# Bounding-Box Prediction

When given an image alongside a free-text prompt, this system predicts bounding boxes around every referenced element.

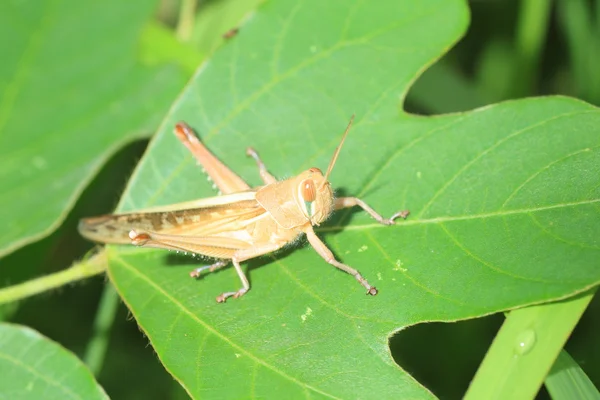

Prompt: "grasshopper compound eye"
[300,179,317,202]
[299,179,317,220]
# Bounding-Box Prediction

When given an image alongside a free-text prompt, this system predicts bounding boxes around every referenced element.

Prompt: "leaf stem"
[0,251,107,305]
[545,349,600,399]
[176,0,198,42]
[84,282,120,375]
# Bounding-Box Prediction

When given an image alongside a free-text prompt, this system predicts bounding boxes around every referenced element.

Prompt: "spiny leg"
[129,230,238,296]
[190,260,228,278]
[334,197,409,225]
[304,227,377,295]
[174,122,251,194]
[246,147,277,184]
[129,229,286,303]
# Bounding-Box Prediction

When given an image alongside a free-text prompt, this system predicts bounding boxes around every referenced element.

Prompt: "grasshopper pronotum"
[79,117,409,302]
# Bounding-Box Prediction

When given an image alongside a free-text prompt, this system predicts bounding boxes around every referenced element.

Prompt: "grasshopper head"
[295,115,356,226]
[295,167,334,225]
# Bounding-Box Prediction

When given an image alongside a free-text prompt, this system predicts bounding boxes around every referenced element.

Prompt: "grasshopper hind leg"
[129,230,284,303]
[174,122,251,194]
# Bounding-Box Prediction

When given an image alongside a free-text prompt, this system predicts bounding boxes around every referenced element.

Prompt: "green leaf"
[465,291,595,399]
[0,323,108,399]
[0,0,187,257]
[103,0,599,397]
[546,349,600,400]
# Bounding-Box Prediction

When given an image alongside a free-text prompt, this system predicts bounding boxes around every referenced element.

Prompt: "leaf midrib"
[318,197,600,233]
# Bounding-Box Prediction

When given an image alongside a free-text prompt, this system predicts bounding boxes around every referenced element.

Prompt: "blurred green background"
[2,0,599,398]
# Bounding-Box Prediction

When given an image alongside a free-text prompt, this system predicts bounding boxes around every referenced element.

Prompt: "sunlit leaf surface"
[106,0,600,397]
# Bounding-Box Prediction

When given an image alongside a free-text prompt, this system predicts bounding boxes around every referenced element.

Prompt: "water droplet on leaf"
[515,329,536,355]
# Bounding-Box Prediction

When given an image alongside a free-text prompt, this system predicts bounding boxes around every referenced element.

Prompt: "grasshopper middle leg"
[304,227,378,295]
[215,242,286,302]
[246,147,277,185]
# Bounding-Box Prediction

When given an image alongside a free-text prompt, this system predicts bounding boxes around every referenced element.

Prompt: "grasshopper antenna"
[322,115,354,186]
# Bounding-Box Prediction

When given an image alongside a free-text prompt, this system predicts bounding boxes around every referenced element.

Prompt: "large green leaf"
[0,0,186,257]
[0,323,108,399]
[104,0,600,397]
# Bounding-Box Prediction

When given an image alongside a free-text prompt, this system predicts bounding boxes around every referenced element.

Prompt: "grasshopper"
[79,116,409,302]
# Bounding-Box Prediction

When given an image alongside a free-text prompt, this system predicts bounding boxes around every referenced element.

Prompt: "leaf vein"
[113,253,341,399]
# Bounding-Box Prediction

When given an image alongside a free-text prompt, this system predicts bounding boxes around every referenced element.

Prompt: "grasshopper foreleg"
[334,197,409,225]
[304,227,378,295]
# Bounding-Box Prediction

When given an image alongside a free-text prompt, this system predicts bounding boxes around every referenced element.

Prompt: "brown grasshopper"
[79,116,409,302]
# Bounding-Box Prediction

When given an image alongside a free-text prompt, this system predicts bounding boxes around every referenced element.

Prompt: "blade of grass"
[464,289,596,400]
[513,0,552,96]
[556,0,600,103]
[176,0,198,42]
[545,349,600,400]
[84,283,120,376]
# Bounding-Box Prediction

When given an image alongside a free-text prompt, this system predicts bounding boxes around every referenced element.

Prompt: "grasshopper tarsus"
[353,272,378,295]
[380,209,411,225]
[216,294,229,303]
[334,197,410,226]
[392,210,410,221]
[216,288,248,303]
[216,294,228,303]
